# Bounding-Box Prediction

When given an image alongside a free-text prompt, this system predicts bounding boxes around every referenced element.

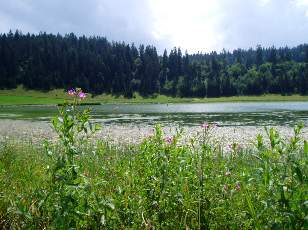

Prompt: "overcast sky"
[0,0,308,53]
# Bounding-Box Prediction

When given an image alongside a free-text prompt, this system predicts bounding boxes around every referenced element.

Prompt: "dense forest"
[1,30,308,97]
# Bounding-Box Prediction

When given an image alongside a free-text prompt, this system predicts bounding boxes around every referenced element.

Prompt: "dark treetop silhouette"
[1,30,308,97]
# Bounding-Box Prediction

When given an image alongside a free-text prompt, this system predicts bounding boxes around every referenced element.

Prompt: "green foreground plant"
[42,88,104,228]
[0,92,307,229]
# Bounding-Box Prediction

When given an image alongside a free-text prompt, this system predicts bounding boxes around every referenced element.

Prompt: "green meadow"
[0,96,307,229]
[0,125,307,229]
[1,86,308,105]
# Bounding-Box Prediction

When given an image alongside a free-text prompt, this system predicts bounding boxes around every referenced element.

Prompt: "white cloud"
[0,0,163,48]
[0,0,307,53]
[258,0,272,6]
[150,0,308,52]
[294,0,308,17]
[218,0,308,50]
[150,0,223,52]
[294,0,308,6]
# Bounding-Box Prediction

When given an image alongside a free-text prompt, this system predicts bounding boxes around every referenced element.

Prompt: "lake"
[1,101,308,127]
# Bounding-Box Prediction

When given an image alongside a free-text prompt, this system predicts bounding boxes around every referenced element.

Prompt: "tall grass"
[0,125,307,229]
[0,90,307,229]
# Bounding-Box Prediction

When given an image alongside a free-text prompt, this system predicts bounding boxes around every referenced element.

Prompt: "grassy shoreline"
[0,125,307,229]
[1,87,308,105]
[0,96,307,229]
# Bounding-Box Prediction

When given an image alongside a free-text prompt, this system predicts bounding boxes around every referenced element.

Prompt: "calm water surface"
[1,102,308,127]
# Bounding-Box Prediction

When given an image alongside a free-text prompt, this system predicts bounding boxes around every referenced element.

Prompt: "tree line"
[1,30,308,97]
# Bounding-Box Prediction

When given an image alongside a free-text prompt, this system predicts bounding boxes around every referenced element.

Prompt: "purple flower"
[227,144,233,151]
[68,88,76,96]
[78,91,86,99]
[201,122,209,129]
[164,136,173,144]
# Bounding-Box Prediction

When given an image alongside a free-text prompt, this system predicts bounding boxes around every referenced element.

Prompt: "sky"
[0,0,308,53]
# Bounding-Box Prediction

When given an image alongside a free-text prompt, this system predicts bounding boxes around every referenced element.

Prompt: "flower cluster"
[67,88,87,100]
[78,91,86,99]
[68,89,76,96]
[201,122,218,130]
[201,122,209,129]
[226,143,242,152]
[222,182,241,192]
[164,136,173,144]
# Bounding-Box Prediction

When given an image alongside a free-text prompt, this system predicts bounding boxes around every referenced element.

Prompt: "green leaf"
[95,123,101,131]
[244,188,261,230]
[304,140,308,155]
[293,165,303,183]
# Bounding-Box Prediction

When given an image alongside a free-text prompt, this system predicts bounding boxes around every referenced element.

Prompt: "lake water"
[1,102,308,127]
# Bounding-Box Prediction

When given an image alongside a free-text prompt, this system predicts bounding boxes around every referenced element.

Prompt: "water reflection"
[1,102,308,127]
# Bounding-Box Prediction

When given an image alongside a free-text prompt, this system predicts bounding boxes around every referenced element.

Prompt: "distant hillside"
[0,30,308,97]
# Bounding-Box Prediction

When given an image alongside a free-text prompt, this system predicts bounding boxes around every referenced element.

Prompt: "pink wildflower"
[201,122,209,129]
[78,91,86,99]
[227,144,232,151]
[164,136,173,144]
[68,88,76,96]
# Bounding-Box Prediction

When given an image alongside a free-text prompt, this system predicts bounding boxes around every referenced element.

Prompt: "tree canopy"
[1,30,308,97]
